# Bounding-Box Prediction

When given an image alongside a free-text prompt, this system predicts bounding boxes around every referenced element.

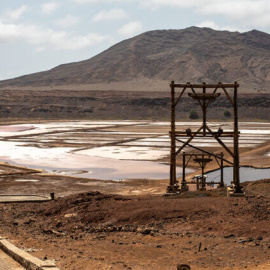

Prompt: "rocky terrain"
[0,27,269,93]
[0,179,269,269]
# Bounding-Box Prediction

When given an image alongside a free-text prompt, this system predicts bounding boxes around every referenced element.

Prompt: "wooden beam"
[175,138,233,165]
[175,126,203,156]
[175,87,187,106]
[170,83,239,88]
[205,125,234,158]
[173,131,237,137]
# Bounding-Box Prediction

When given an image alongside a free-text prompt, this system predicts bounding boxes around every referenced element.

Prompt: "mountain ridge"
[1,27,270,92]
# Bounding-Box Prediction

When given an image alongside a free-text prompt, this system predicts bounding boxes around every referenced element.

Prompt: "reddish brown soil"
[0,180,269,270]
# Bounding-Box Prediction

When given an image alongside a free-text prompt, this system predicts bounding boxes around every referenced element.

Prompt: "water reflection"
[206,166,270,185]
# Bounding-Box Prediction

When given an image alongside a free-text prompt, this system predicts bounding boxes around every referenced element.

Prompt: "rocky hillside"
[0,89,269,120]
[0,27,270,92]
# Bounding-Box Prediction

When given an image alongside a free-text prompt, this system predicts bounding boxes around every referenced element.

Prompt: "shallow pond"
[206,166,270,186]
[0,140,191,181]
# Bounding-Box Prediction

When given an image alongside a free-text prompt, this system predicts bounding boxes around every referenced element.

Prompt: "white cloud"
[0,21,112,51]
[41,2,59,15]
[73,0,133,3]
[142,0,267,10]
[118,21,143,37]
[92,9,127,22]
[35,47,46,53]
[143,0,270,28]
[51,33,111,50]
[2,5,28,21]
[55,15,80,28]
[198,0,270,19]
[196,20,241,32]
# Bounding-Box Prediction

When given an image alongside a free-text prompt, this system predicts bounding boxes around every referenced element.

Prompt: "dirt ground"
[0,181,269,270]
[0,120,269,269]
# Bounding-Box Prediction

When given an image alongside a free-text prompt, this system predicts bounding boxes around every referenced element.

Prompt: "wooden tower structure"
[168,82,241,193]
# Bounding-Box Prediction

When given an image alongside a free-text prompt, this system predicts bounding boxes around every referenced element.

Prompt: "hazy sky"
[1,0,270,80]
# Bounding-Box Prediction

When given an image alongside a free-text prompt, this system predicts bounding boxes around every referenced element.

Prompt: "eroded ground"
[0,183,269,270]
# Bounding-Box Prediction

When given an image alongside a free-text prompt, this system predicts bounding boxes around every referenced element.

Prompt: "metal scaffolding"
[167,81,241,193]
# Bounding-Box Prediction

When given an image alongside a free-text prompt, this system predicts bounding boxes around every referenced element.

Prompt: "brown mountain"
[0,27,270,92]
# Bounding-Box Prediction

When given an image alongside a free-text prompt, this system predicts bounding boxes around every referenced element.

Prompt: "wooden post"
[181,152,186,189]
[201,155,205,190]
[169,81,177,191]
[233,82,241,192]
[220,152,224,187]
[203,82,207,136]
